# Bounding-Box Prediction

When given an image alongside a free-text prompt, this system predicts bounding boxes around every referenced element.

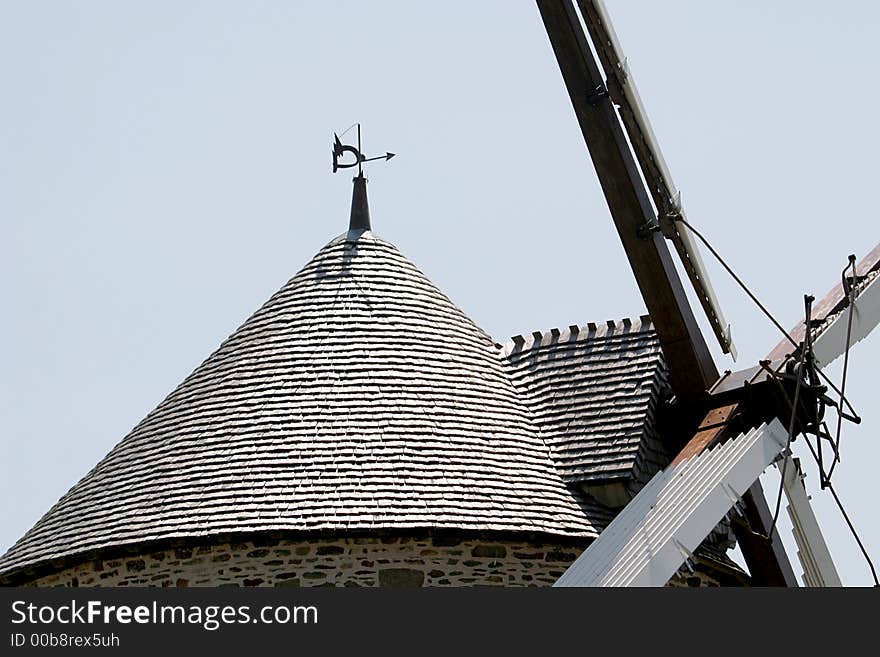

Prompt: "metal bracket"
[586,84,609,106]
[637,220,660,240]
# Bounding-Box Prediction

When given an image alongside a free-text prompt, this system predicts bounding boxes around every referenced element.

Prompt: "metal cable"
[677,218,798,350]
[676,218,860,422]
[767,298,811,541]
[761,360,877,585]
[826,256,858,482]
[672,220,875,581]
[802,295,826,479]
[800,436,879,586]
[817,420,840,488]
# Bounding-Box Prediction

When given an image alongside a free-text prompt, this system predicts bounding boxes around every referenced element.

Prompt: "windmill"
[1,2,875,591]
[537,0,880,586]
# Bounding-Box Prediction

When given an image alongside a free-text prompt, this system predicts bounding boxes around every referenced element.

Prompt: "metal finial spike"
[349,173,370,232]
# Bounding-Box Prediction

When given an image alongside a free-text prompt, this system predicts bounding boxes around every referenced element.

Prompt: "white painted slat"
[587,426,756,586]
[554,419,789,587]
[780,455,841,587]
[812,270,880,367]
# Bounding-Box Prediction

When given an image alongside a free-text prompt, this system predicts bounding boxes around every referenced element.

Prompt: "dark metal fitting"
[586,84,609,106]
[637,221,660,239]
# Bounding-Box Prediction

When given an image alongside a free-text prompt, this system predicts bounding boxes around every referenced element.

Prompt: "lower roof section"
[501,317,669,485]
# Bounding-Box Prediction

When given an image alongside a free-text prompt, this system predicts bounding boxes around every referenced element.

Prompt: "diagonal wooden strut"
[537,0,797,585]
[536,0,717,399]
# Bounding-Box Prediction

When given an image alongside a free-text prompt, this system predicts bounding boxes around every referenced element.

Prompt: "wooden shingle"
[2,230,628,578]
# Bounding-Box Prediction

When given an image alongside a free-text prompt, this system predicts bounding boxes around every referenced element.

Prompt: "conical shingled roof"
[0,229,608,578]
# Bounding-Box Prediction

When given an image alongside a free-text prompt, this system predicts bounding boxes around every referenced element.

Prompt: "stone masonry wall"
[28,536,583,588]
[26,535,727,587]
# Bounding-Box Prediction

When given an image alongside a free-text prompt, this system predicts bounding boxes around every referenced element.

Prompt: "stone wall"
[25,535,731,588]
[667,570,723,588]
[28,536,583,588]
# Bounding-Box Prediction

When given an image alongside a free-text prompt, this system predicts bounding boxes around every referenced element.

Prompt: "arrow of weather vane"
[332,124,395,175]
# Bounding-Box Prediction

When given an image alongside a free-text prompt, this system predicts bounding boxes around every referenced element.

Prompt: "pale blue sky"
[2,1,878,585]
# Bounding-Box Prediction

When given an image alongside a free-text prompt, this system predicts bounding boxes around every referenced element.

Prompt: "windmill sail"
[537,0,718,398]
[766,243,880,366]
[555,420,789,587]
[576,0,736,359]
[537,0,794,584]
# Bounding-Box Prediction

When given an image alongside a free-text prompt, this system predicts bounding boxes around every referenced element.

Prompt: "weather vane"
[332,123,395,176]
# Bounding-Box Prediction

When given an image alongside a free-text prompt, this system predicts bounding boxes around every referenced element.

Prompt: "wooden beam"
[671,403,739,466]
[536,0,717,399]
[537,0,797,585]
